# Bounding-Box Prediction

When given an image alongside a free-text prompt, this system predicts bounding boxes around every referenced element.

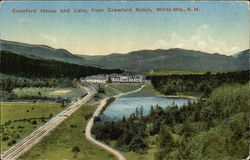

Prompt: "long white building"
[111,75,143,83]
[81,74,145,84]
[84,75,108,83]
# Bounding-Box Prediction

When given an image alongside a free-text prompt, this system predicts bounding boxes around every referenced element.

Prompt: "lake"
[103,96,197,118]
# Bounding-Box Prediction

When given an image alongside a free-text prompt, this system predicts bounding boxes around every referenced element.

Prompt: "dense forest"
[92,71,249,159]
[0,76,74,91]
[0,50,123,78]
[151,71,249,97]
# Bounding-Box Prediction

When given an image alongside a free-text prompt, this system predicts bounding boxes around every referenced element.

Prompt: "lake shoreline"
[103,96,198,118]
[158,94,204,100]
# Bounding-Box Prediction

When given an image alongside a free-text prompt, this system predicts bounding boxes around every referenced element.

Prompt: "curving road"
[1,83,96,160]
[85,84,146,160]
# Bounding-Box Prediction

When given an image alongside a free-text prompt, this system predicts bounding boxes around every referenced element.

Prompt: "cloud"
[152,24,242,55]
[230,46,241,53]
[39,34,57,44]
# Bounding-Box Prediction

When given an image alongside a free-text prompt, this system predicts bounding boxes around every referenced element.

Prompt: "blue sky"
[0,1,249,55]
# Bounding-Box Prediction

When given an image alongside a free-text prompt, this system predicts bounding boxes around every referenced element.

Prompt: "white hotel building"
[84,75,108,83]
[111,75,143,83]
[81,74,145,84]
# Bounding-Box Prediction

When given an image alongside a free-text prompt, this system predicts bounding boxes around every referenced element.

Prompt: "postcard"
[0,1,249,160]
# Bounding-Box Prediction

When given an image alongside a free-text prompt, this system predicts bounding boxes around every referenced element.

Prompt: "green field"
[12,87,85,101]
[108,140,156,160]
[123,145,156,160]
[95,84,142,99]
[145,70,206,76]
[106,140,156,160]
[0,103,64,152]
[99,84,119,98]
[106,84,141,93]
[124,84,159,97]
[21,104,116,160]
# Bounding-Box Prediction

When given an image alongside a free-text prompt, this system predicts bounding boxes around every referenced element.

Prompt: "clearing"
[0,103,64,152]
[12,87,85,101]
[49,89,72,95]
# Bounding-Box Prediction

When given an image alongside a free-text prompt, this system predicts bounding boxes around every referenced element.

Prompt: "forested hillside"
[92,71,249,160]
[0,50,123,78]
[82,48,249,72]
[152,84,249,160]
[151,71,249,97]
[0,39,87,65]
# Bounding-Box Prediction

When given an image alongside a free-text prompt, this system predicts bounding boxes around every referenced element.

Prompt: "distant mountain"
[1,39,248,72]
[233,49,249,70]
[232,49,249,57]
[81,48,249,72]
[0,39,86,65]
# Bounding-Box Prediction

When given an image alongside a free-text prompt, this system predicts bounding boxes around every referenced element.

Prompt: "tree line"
[151,71,249,97]
[0,77,73,93]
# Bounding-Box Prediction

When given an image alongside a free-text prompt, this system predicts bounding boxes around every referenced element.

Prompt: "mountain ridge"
[81,48,249,72]
[1,39,249,72]
[0,39,87,65]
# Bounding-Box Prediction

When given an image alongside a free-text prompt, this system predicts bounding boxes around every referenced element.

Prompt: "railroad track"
[1,84,96,160]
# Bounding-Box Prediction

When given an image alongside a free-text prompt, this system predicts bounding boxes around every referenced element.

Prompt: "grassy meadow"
[21,104,116,160]
[95,83,142,99]
[99,84,119,98]
[106,84,141,93]
[124,84,159,97]
[0,103,64,152]
[12,87,85,101]
[123,145,156,160]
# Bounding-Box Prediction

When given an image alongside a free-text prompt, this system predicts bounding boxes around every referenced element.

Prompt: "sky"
[0,1,249,55]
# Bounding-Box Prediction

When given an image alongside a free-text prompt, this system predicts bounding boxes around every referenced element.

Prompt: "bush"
[8,139,16,146]
[72,146,80,152]
[84,113,92,120]
[70,125,77,128]
[2,136,9,141]
[129,135,148,154]
[72,146,80,158]
[32,120,37,125]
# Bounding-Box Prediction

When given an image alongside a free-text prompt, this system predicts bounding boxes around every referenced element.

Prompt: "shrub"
[2,136,9,141]
[7,139,16,146]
